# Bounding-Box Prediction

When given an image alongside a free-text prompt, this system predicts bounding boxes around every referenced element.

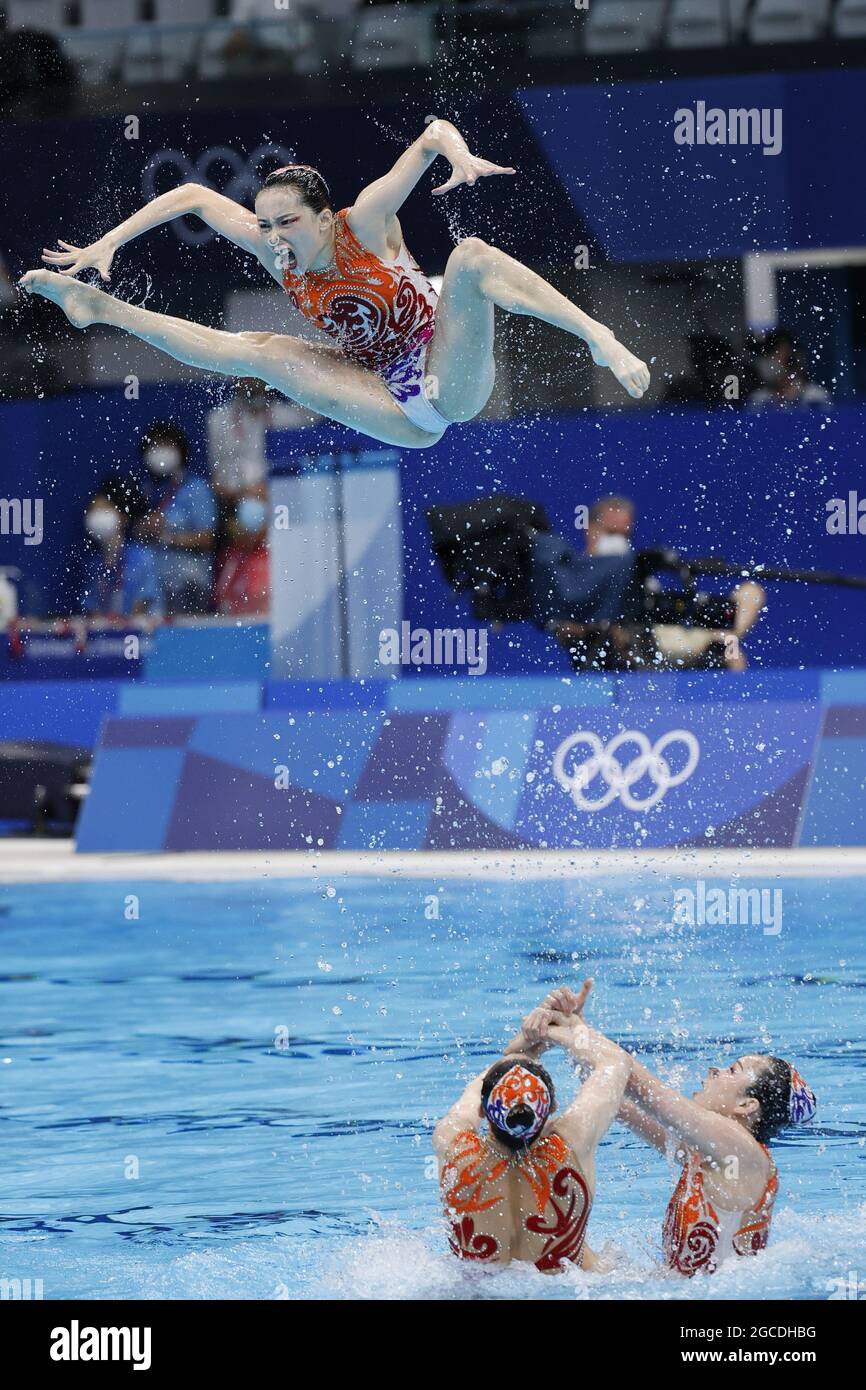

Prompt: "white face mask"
[144,445,182,476]
[85,507,121,542]
[594,532,631,557]
[236,497,268,533]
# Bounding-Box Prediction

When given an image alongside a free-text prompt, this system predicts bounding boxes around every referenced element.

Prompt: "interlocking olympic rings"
[552,729,701,812]
[141,142,296,244]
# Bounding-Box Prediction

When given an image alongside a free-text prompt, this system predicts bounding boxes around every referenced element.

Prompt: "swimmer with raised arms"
[434,982,629,1273]
[540,983,817,1276]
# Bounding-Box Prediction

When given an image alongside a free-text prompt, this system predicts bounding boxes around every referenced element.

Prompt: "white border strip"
[1,841,865,883]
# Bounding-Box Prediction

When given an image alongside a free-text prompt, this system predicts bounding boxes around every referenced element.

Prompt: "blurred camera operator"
[552,496,766,672]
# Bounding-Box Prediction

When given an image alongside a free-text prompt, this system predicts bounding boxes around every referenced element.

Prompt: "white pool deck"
[1,840,866,883]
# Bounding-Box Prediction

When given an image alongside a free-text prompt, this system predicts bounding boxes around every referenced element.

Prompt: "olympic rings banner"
[77,681,866,852]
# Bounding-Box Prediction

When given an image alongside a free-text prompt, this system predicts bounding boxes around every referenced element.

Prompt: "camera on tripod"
[426,494,866,672]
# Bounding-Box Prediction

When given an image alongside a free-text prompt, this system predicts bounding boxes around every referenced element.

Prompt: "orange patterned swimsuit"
[281,208,450,436]
[663,1147,779,1276]
[440,1129,591,1272]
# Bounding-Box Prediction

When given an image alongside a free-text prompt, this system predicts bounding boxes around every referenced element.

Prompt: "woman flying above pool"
[19,119,650,450]
[537,983,818,1277]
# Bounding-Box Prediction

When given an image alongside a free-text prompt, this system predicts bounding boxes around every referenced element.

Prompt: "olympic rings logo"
[552,729,701,812]
[141,143,296,244]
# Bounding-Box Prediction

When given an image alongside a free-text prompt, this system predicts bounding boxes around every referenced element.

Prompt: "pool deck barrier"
[1,840,866,884]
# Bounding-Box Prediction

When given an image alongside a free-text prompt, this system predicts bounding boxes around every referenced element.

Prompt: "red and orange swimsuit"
[663,1147,779,1276]
[441,1129,591,1272]
[281,207,449,436]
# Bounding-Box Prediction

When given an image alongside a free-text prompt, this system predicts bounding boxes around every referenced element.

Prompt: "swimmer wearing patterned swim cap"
[538,984,818,1278]
[481,1058,554,1150]
[433,981,631,1275]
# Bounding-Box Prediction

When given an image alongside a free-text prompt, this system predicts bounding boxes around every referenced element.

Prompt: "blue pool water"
[0,873,863,1301]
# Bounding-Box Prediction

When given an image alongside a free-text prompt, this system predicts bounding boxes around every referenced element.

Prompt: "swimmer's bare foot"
[589,328,651,400]
[17,270,102,329]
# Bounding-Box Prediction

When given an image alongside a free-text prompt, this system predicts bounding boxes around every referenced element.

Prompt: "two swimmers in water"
[435,980,817,1277]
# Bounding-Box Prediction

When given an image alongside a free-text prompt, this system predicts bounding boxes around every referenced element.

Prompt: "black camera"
[426,495,866,672]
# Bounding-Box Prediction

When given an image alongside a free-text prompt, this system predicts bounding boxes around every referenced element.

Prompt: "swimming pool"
[0,872,863,1301]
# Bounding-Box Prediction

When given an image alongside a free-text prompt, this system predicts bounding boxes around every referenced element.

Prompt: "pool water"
[0,873,863,1301]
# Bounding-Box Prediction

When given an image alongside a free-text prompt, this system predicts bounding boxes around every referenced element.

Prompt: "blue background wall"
[2,394,866,671]
[517,69,866,262]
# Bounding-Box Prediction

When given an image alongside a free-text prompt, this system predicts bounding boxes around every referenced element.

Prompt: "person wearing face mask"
[80,492,162,618]
[214,491,270,617]
[136,422,218,616]
[746,329,831,411]
[550,495,642,669]
[555,496,765,673]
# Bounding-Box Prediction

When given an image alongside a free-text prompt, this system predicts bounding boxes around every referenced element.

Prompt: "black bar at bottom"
[7,1296,857,1375]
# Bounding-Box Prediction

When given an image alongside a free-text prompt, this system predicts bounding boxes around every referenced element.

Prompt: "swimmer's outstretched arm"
[40,185,269,284]
[615,1098,673,1155]
[349,119,515,249]
[531,1014,631,1157]
[544,990,763,1175]
[547,985,764,1159]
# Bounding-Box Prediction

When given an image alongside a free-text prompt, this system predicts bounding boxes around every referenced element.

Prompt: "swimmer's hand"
[521,1007,595,1061]
[431,152,516,196]
[540,980,594,1018]
[520,1007,558,1051]
[40,236,116,283]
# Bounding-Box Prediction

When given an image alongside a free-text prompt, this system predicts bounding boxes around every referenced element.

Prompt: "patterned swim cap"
[483,1063,551,1142]
[788,1067,817,1125]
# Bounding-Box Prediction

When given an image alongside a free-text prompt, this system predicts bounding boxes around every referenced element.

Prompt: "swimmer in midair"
[19,120,650,451]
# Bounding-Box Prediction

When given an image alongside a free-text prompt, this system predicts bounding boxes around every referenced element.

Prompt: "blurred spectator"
[93,470,150,529]
[79,494,163,619]
[0,252,15,313]
[134,422,217,616]
[0,28,77,118]
[207,377,317,508]
[746,330,831,410]
[214,493,270,617]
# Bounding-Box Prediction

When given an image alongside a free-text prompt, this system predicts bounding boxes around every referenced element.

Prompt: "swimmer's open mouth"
[275,247,297,270]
